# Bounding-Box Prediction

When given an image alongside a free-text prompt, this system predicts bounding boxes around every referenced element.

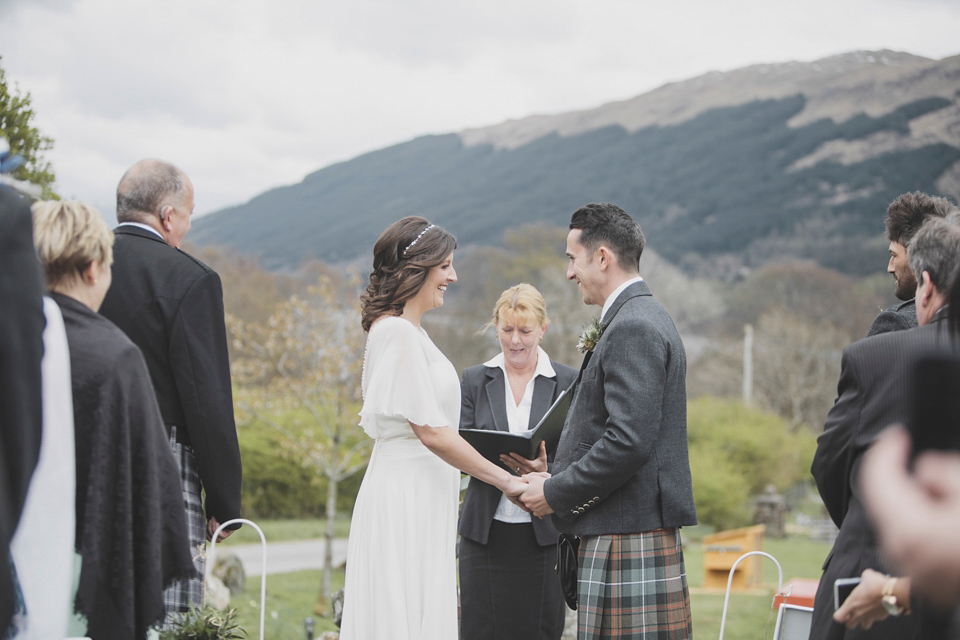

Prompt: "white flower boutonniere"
[576,317,603,354]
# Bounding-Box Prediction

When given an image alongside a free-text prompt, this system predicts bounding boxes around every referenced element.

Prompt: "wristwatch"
[881,576,908,616]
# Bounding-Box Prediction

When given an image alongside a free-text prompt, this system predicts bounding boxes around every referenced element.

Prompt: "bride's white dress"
[340,316,462,640]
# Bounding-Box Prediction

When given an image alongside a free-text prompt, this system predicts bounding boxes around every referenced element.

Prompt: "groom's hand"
[520,472,554,517]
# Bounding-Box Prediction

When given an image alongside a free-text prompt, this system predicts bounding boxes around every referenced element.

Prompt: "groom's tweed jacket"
[543,280,697,535]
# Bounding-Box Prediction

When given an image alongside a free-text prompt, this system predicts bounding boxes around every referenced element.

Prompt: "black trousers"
[459,520,566,640]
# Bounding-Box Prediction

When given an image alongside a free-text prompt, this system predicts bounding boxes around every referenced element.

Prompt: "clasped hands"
[499,442,555,518]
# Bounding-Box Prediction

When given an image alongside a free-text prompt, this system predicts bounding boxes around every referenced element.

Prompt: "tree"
[0,57,56,199]
[229,276,369,614]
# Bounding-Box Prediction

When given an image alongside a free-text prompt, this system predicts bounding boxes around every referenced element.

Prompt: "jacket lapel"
[530,375,557,425]
[484,368,509,432]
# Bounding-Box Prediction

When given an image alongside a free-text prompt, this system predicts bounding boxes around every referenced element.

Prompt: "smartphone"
[907,355,960,464]
[834,577,861,610]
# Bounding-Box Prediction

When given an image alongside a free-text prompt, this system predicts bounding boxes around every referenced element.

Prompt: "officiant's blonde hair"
[481,283,549,335]
[32,200,113,288]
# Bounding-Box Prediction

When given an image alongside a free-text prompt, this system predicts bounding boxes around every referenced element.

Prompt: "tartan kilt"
[162,426,206,619]
[577,529,692,640]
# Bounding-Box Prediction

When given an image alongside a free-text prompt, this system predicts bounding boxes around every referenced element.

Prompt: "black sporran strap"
[556,533,580,610]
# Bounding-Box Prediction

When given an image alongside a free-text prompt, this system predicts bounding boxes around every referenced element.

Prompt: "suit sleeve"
[169,270,242,525]
[811,346,861,528]
[544,317,668,514]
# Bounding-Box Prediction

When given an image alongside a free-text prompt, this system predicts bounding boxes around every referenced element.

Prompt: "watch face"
[882,595,902,616]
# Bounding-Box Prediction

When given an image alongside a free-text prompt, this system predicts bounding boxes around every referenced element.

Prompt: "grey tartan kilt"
[162,426,206,617]
[576,528,693,640]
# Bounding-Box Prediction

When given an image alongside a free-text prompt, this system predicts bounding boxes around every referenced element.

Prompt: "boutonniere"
[576,317,603,354]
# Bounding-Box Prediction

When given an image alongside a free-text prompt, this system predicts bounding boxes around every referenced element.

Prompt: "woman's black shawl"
[51,293,196,640]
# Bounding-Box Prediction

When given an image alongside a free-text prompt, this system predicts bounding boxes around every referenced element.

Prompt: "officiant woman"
[458,283,577,640]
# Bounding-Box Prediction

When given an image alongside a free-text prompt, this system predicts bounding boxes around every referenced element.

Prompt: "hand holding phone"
[834,577,861,611]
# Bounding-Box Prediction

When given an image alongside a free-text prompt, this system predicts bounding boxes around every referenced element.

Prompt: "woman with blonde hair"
[458,283,578,640]
[32,200,194,640]
[340,216,529,640]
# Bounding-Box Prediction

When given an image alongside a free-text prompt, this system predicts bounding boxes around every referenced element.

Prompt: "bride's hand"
[500,441,548,476]
[503,476,530,512]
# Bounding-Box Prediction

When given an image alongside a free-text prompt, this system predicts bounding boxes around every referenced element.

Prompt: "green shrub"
[687,396,817,529]
[237,427,325,519]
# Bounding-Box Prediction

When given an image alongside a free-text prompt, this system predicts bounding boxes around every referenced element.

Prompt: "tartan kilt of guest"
[163,426,206,617]
[577,528,692,640]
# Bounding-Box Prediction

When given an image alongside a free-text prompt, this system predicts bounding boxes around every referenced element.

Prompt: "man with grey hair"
[867,192,956,336]
[99,159,242,616]
[809,214,960,640]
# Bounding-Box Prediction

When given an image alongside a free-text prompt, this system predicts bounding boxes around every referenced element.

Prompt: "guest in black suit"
[31,200,195,640]
[459,283,577,640]
[811,214,960,639]
[867,192,956,337]
[98,159,242,616]
[0,183,44,634]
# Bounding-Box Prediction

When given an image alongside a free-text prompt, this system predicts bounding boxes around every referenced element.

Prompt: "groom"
[520,203,697,639]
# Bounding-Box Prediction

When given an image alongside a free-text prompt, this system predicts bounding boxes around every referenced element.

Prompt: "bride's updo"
[360,216,457,331]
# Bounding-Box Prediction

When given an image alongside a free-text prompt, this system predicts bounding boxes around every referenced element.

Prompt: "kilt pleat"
[577,529,692,640]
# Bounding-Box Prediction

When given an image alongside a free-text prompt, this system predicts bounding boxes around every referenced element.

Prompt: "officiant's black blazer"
[99,226,241,525]
[458,359,577,546]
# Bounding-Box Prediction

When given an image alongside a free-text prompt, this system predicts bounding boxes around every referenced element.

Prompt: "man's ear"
[919,271,935,305]
[597,245,612,271]
[159,205,171,227]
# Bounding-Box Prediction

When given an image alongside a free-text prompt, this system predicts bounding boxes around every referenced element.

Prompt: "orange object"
[772,578,820,609]
[702,525,766,590]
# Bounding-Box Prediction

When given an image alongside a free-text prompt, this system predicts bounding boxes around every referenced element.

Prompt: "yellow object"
[702,524,766,590]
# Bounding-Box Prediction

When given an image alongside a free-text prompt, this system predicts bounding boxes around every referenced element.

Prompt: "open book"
[460,385,573,465]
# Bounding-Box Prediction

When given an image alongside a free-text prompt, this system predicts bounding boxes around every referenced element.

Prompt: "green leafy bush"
[237,427,326,519]
[687,396,817,529]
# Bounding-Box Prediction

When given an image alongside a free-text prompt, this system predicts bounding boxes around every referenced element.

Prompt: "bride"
[339,216,528,639]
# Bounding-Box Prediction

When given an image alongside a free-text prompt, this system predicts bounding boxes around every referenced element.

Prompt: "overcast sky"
[2,0,960,220]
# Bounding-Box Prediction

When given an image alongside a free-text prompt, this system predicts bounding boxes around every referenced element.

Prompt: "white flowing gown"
[340,316,462,640]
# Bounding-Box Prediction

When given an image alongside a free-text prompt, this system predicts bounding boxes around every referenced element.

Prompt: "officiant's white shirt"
[484,346,556,523]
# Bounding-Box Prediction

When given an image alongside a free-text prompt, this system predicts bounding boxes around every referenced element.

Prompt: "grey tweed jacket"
[543,280,697,536]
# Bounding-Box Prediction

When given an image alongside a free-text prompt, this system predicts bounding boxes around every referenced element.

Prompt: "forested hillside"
[191,51,960,277]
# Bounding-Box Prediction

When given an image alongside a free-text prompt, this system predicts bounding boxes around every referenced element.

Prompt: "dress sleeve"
[359,318,452,436]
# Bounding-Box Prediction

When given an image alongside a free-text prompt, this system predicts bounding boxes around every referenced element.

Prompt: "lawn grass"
[221,526,831,640]
[230,568,345,639]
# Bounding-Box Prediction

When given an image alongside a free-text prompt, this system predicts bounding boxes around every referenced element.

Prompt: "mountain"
[190,50,960,276]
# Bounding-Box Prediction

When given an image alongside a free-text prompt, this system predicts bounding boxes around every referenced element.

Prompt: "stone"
[204,574,231,611]
[212,550,245,595]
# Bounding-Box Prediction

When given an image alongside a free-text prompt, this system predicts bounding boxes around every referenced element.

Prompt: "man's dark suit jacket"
[99,226,241,525]
[0,185,45,630]
[810,313,957,640]
[543,281,697,535]
[458,358,578,546]
[866,299,917,337]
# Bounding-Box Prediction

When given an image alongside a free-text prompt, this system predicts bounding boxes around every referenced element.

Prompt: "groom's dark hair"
[570,203,644,273]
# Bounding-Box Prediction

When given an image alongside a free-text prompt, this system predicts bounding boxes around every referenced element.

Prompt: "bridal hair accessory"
[403,224,435,255]
[576,317,603,354]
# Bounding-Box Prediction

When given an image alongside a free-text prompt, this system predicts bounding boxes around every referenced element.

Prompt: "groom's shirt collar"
[601,276,644,323]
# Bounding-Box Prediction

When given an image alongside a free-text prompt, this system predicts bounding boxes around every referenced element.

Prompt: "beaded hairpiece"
[403,224,435,255]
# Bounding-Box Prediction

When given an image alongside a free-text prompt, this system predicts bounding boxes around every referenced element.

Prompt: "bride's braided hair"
[361,216,457,332]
